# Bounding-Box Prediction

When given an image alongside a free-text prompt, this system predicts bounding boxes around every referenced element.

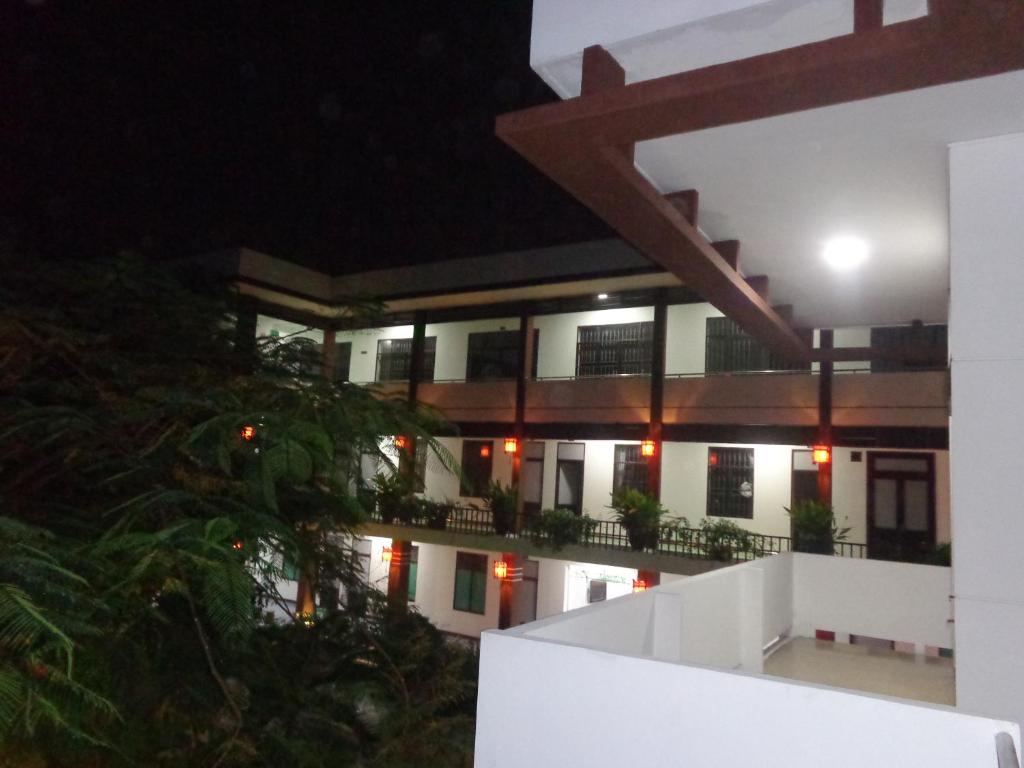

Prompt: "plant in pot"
[529,508,597,551]
[373,471,416,524]
[700,518,752,562]
[608,488,666,551]
[786,500,850,555]
[418,498,453,530]
[482,481,518,536]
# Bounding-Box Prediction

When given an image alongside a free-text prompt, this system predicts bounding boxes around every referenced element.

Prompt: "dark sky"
[5,1,611,274]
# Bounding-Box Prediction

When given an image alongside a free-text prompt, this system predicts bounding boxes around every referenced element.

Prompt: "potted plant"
[608,488,666,551]
[528,508,597,551]
[373,471,416,524]
[482,481,517,536]
[419,498,453,530]
[786,500,849,555]
[700,518,752,562]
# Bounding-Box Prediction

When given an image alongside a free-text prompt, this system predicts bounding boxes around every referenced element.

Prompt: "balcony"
[361,504,866,574]
[475,553,1019,767]
[833,369,949,428]
[417,379,516,422]
[664,371,818,425]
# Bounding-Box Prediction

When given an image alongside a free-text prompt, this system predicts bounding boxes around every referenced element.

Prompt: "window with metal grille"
[869,324,947,372]
[467,330,520,380]
[413,439,428,493]
[459,440,493,497]
[576,321,653,377]
[705,317,808,374]
[453,552,487,614]
[375,337,436,382]
[613,444,648,494]
[707,447,754,519]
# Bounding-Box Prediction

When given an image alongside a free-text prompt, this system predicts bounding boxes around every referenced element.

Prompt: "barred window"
[467,330,520,380]
[707,447,754,519]
[613,444,648,494]
[375,337,436,382]
[705,317,807,374]
[576,321,653,377]
[453,552,487,614]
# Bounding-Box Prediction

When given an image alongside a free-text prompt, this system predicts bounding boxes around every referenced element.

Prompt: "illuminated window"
[707,447,754,519]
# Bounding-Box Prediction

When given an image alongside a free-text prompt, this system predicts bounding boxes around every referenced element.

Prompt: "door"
[867,452,935,561]
[510,559,539,626]
[791,449,819,508]
[555,442,585,515]
[522,442,545,518]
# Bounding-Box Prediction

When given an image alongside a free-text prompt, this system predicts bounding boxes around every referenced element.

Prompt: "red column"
[386,540,413,607]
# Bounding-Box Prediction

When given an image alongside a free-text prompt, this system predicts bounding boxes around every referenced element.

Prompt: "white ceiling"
[632,70,1024,328]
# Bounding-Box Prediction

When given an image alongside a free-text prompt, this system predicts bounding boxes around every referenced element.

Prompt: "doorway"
[791,449,819,508]
[867,452,935,561]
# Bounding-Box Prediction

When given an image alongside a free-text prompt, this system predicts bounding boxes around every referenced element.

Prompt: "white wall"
[256,314,324,344]
[949,132,1024,726]
[665,302,722,375]
[476,628,1018,768]
[533,306,654,379]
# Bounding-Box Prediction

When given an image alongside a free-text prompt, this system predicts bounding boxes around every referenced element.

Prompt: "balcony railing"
[364,504,868,563]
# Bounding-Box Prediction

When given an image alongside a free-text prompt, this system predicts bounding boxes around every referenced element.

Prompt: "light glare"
[822,236,869,271]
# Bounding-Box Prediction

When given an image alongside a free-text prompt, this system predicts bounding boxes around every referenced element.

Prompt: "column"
[386,540,413,608]
[513,309,535,524]
[648,291,668,500]
[949,132,1024,726]
[497,552,518,630]
[817,328,833,505]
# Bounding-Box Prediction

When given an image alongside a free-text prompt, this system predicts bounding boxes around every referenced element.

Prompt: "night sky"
[6,1,611,274]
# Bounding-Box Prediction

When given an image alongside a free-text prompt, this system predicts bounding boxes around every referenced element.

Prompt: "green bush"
[700,518,753,561]
[482,481,518,535]
[418,498,453,530]
[608,488,666,551]
[786,500,849,555]
[373,471,417,524]
[528,508,597,550]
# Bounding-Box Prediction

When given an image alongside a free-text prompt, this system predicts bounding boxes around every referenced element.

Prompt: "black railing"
[366,505,868,564]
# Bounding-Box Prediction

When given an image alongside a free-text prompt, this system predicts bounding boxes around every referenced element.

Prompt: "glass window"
[707,447,754,519]
[453,552,487,614]
[705,317,808,374]
[555,442,585,515]
[613,444,648,494]
[459,440,493,497]
[407,546,419,602]
[576,321,653,377]
[375,337,436,382]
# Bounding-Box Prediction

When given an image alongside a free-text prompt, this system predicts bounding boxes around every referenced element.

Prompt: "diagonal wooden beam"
[745,275,769,303]
[711,240,740,271]
[665,189,698,227]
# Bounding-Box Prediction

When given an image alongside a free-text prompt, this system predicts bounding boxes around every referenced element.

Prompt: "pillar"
[386,540,413,608]
[817,328,833,506]
[949,132,1024,727]
[648,291,668,500]
[497,552,518,630]
[513,309,535,525]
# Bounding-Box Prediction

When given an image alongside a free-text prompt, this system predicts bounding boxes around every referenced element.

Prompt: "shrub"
[786,500,849,555]
[528,508,597,550]
[418,498,453,530]
[373,472,417,524]
[482,481,517,535]
[608,488,666,551]
[700,518,753,561]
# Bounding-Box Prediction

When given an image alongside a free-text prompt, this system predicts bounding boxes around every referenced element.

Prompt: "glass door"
[867,452,935,561]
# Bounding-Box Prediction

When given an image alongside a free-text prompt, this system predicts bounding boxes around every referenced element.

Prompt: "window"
[555,442,585,515]
[576,321,653,377]
[613,444,648,494]
[459,440,493,497]
[869,324,947,372]
[453,552,487,614]
[707,447,754,519]
[331,341,352,381]
[467,330,520,380]
[705,317,808,374]
[375,337,436,382]
[407,546,419,602]
[522,442,545,517]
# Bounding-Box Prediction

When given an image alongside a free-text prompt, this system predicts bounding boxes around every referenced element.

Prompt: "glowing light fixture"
[640,439,656,458]
[812,445,832,465]
[231,540,244,551]
[480,444,491,458]
[240,425,257,442]
[709,451,719,467]
[382,546,393,563]
[394,435,408,451]
[632,579,648,593]
[503,437,518,455]
[597,293,608,299]
[493,560,509,580]
[822,235,869,271]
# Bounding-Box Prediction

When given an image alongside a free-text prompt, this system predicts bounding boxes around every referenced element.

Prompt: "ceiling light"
[822,236,869,271]
[597,293,608,299]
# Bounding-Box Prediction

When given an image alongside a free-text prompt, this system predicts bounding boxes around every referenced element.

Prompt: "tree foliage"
[0,253,476,766]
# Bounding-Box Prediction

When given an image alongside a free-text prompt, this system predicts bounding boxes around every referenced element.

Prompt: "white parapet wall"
[475,628,1018,768]
[476,553,1011,767]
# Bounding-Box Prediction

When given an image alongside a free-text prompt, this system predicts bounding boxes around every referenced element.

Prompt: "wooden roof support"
[711,240,740,271]
[854,0,884,33]
[745,275,769,303]
[665,189,698,227]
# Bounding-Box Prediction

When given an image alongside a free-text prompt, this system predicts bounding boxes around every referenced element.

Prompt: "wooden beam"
[711,240,740,271]
[854,0,884,33]
[773,304,794,324]
[745,275,769,302]
[581,44,625,96]
[665,189,698,227]
[497,7,1024,147]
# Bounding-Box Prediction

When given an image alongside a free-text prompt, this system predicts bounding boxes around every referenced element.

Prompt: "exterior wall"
[256,314,324,344]
[949,132,1024,727]
[664,302,722,374]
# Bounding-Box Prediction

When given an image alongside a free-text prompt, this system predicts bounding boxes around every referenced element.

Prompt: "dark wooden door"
[867,452,935,561]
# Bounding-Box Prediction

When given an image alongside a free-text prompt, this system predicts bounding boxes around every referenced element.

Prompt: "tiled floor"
[764,636,955,705]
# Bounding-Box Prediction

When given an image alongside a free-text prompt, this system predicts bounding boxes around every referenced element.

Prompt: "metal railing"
[366,505,867,564]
